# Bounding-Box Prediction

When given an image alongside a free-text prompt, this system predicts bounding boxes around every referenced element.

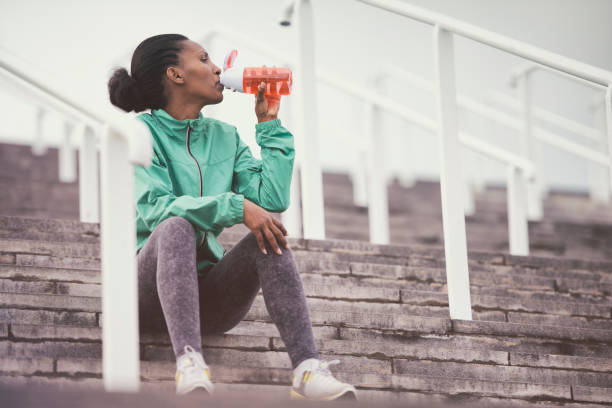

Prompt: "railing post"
[32,107,47,156]
[587,102,610,203]
[295,0,325,239]
[517,71,543,221]
[365,101,390,244]
[507,166,529,256]
[281,95,303,237]
[79,124,100,223]
[100,125,140,392]
[59,121,77,183]
[351,121,368,207]
[463,178,475,216]
[606,86,612,193]
[433,25,472,320]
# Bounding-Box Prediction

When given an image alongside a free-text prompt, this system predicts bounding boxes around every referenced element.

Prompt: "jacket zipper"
[186,124,206,246]
[186,124,203,197]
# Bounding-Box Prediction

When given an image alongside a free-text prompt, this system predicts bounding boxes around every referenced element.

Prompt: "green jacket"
[133,108,295,275]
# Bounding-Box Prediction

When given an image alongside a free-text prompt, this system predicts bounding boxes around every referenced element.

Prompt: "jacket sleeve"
[231,119,295,212]
[134,152,244,234]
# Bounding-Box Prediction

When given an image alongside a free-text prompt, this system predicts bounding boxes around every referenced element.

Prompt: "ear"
[166,66,184,85]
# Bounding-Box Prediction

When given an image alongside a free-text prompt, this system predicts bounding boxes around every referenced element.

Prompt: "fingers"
[256,82,266,103]
[272,217,287,235]
[263,225,282,255]
[269,222,288,251]
[265,95,281,114]
[253,229,267,255]
[271,217,289,249]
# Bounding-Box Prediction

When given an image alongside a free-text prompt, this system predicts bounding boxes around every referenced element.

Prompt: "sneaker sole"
[177,384,214,396]
[290,388,357,401]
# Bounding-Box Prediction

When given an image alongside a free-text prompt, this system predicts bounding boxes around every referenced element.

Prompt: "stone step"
[5,355,612,404]
[6,318,612,364]
[0,228,100,245]
[3,267,611,332]
[396,359,612,388]
[0,215,99,236]
[0,377,456,407]
[3,274,609,326]
[2,287,610,346]
[0,145,71,181]
[9,318,611,371]
[3,236,611,287]
[298,273,612,307]
[3,214,612,275]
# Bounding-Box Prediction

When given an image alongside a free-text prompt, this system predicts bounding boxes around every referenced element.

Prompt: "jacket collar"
[150,108,208,136]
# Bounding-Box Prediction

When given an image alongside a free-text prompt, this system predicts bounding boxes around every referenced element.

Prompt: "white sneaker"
[175,345,214,396]
[290,358,357,401]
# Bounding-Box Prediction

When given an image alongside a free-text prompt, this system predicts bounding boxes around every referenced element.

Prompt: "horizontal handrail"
[1,47,152,166]
[356,0,612,87]
[510,63,607,91]
[384,64,608,166]
[194,29,532,174]
[487,90,601,142]
[459,132,534,178]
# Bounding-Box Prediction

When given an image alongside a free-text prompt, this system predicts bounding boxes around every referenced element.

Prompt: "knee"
[157,216,196,241]
[244,232,291,256]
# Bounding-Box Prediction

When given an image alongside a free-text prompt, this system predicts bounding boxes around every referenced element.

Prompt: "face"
[165,40,224,105]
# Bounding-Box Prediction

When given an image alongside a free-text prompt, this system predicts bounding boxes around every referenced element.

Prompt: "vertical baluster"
[79,124,100,223]
[281,92,303,237]
[518,72,543,221]
[507,166,529,255]
[433,25,472,320]
[365,99,390,244]
[295,0,325,239]
[32,107,47,156]
[605,86,612,194]
[59,121,77,183]
[100,124,140,392]
[587,100,610,204]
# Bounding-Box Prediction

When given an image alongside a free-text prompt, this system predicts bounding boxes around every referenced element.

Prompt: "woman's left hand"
[255,81,281,123]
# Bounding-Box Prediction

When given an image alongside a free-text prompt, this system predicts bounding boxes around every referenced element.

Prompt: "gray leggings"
[136,216,319,369]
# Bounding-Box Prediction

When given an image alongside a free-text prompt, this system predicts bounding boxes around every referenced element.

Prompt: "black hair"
[108,34,189,113]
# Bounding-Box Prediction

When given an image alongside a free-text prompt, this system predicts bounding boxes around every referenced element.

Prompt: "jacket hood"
[150,108,208,136]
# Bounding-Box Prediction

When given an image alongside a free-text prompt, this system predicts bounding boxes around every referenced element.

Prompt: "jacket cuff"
[230,194,245,224]
[255,118,281,132]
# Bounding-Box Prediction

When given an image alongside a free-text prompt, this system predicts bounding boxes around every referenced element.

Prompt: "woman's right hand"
[243,198,289,255]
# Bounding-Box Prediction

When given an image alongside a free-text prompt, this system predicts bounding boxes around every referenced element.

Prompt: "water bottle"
[219,49,293,97]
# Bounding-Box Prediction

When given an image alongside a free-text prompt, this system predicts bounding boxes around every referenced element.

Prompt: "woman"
[107,34,356,401]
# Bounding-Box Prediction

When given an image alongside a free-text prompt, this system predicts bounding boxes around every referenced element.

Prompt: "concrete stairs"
[1,143,611,261]
[322,173,612,261]
[1,215,612,406]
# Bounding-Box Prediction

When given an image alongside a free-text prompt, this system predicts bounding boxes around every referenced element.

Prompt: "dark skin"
[162,39,288,256]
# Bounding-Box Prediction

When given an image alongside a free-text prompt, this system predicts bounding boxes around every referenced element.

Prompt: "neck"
[163,99,204,121]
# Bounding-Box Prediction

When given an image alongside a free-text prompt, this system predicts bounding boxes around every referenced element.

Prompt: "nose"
[213,64,221,76]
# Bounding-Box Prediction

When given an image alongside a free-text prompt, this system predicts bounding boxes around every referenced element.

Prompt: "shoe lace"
[181,345,208,376]
[314,359,340,377]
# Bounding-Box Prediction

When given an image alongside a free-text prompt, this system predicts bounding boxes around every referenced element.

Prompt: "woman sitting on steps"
[107,33,356,401]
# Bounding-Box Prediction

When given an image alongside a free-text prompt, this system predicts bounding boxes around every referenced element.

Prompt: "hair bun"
[108,67,146,113]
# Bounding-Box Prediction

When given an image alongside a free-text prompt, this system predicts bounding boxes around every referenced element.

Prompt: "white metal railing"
[383,63,611,225]
[108,0,612,348]
[503,63,611,204]
[0,47,152,392]
[190,28,534,251]
[192,24,543,308]
[355,0,612,320]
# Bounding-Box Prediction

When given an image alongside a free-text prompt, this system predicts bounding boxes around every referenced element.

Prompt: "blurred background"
[1,0,611,191]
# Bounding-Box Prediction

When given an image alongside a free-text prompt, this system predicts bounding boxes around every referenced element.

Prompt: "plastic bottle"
[219,49,293,97]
